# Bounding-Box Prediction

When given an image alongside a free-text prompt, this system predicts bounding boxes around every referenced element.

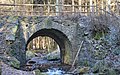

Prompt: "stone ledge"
[1,63,35,75]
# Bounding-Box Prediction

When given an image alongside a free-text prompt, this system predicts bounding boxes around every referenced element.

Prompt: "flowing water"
[46,68,65,75]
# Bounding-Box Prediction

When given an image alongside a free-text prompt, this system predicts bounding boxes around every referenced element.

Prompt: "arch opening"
[25,29,72,64]
[26,36,61,61]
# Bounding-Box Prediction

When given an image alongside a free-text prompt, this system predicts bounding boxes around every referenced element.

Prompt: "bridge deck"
[0,0,119,16]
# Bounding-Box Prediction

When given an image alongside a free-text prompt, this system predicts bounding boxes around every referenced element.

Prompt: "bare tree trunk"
[56,0,59,15]
[90,0,93,14]
[79,0,81,13]
[72,0,74,14]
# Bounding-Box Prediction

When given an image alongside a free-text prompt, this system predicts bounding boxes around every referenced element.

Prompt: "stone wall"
[1,63,35,75]
[0,16,78,66]
[0,15,120,74]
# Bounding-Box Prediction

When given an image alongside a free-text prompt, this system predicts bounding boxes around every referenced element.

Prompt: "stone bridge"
[1,16,81,65]
[1,14,120,75]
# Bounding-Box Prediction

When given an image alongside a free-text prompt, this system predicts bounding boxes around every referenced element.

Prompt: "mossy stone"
[92,61,108,73]
[26,51,35,60]
[107,69,117,75]
[7,16,18,24]
[8,57,20,69]
[34,69,41,75]
[113,48,120,55]
[79,67,90,74]
[6,34,15,41]
[12,25,18,34]
[46,50,60,60]
[94,32,103,40]
[44,18,52,27]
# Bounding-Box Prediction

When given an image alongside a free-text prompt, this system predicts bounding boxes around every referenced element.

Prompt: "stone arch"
[25,28,72,64]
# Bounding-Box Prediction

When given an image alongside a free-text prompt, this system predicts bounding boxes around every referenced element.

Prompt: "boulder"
[83,73,98,75]
[26,57,48,65]
[8,57,20,69]
[92,61,105,73]
[113,48,120,55]
[26,51,35,60]
[5,24,18,41]
[106,69,117,75]
[11,25,18,34]
[34,69,41,75]
[92,60,119,74]
[79,67,90,74]
[0,55,20,69]
[46,50,60,60]
[6,34,15,41]
[7,16,19,24]
[1,63,35,75]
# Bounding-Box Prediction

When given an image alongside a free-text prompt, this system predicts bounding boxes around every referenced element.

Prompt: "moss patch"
[8,57,20,69]
[34,69,41,75]
[64,41,71,64]
[26,50,35,60]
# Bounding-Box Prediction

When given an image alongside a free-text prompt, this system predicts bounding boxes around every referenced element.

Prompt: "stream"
[24,58,72,75]
[46,68,65,75]
[25,49,72,75]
